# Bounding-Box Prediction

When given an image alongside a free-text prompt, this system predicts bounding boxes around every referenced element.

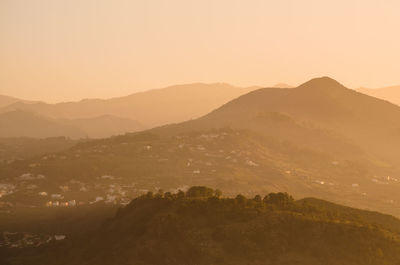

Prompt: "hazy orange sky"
[1,0,400,102]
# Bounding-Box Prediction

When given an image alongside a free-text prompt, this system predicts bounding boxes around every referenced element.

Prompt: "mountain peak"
[295,77,350,96]
[298,76,344,89]
[273,83,294,88]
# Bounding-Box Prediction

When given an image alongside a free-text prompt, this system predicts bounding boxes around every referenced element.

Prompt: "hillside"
[4,188,400,265]
[0,110,143,139]
[0,111,86,139]
[0,137,80,162]
[63,115,144,139]
[358,86,400,107]
[0,83,257,128]
[1,77,400,217]
[0,95,33,108]
[0,127,399,216]
[155,77,400,164]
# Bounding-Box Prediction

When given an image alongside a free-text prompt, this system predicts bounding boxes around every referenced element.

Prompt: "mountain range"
[0,83,257,138]
[0,95,34,108]
[1,77,400,218]
[162,77,400,163]
[2,77,400,264]
[0,110,144,139]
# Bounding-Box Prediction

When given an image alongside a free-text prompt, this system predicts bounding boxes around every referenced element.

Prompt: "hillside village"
[0,231,64,249]
[0,129,399,217]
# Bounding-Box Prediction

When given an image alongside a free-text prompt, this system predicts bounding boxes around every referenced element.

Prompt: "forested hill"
[8,187,400,265]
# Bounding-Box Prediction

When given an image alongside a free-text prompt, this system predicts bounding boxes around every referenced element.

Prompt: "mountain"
[358,86,400,107]
[5,189,400,265]
[0,95,33,108]
[0,110,144,139]
[0,111,86,139]
[273,83,294,88]
[2,77,400,218]
[158,77,400,163]
[0,137,80,162]
[63,115,144,139]
[0,83,257,128]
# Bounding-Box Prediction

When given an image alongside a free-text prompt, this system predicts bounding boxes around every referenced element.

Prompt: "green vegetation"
[4,187,400,265]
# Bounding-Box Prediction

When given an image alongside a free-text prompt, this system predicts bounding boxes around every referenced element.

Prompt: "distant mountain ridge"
[0,110,143,139]
[358,86,400,107]
[0,111,86,139]
[0,94,35,108]
[0,83,258,129]
[273,82,294,88]
[2,77,400,218]
[155,77,400,163]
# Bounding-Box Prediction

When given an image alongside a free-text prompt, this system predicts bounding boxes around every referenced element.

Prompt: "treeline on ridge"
[6,186,400,265]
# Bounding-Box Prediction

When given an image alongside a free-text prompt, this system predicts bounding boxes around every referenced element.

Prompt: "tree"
[156,189,164,198]
[263,192,294,208]
[145,191,154,199]
[215,189,222,198]
[186,186,215,198]
[235,194,246,204]
[177,190,185,199]
[164,192,173,200]
[253,195,262,203]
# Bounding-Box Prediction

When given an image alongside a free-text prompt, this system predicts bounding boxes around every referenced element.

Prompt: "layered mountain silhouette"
[61,115,144,139]
[0,83,257,131]
[0,110,143,139]
[0,95,34,108]
[157,77,400,163]
[358,86,400,107]
[0,111,86,139]
[273,82,294,88]
[2,77,400,218]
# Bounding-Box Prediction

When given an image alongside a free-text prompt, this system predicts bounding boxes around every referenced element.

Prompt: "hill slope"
[0,110,143,139]
[0,111,86,139]
[63,115,144,139]
[0,137,80,162]
[157,77,400,163]
[5,189,400,265]
[1,127,399,216]
[0,95,21,108]
[0,95,34,108]
[1,77,400,217]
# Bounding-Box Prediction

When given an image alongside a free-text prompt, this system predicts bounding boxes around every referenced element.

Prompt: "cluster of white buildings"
[46,200,76,207]
[0,184,15,198]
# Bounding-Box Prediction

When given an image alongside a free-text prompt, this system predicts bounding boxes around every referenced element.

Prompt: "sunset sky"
[1,0,399,102]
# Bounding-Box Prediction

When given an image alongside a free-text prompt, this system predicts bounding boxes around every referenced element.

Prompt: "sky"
[1,0,400,103]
